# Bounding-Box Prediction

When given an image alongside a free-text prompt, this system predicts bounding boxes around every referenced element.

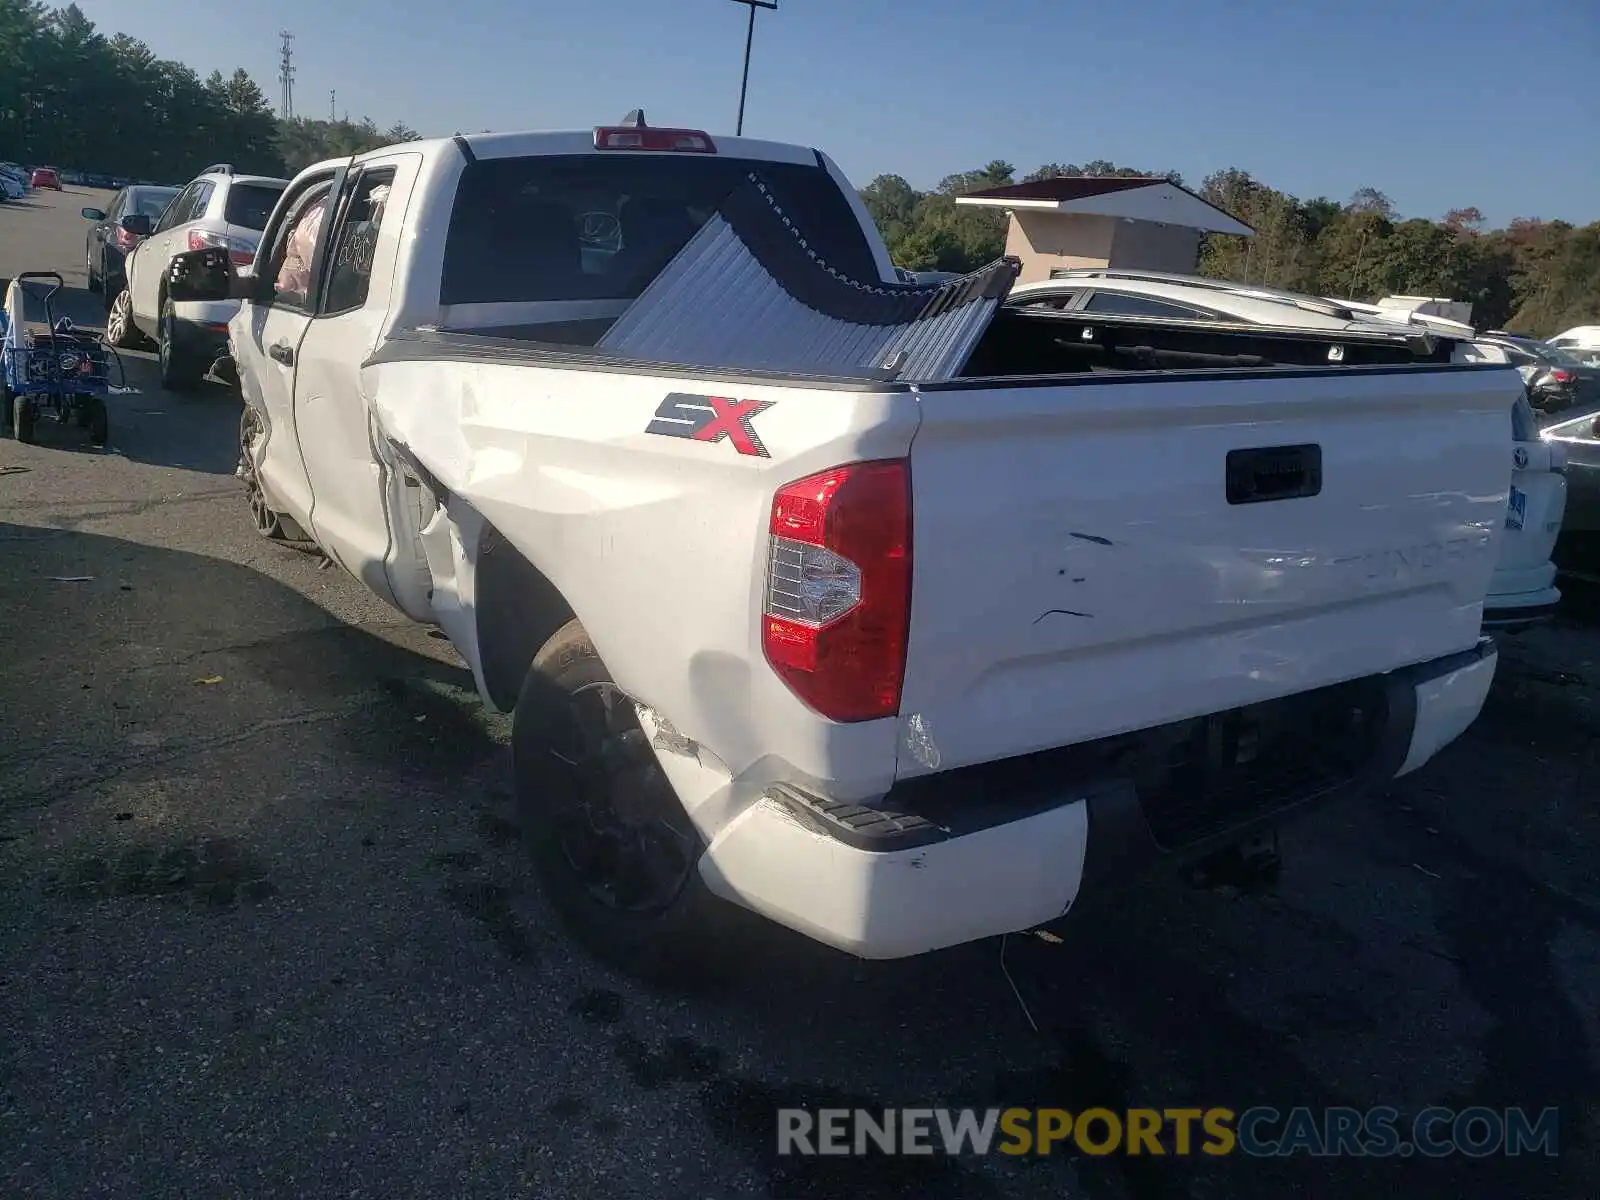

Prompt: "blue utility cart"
[1,271,110,445]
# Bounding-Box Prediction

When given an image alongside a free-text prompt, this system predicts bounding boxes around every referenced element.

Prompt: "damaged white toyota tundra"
[168,116,1515,965]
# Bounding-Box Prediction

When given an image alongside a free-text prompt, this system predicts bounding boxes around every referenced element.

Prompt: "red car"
[30,167,61,190]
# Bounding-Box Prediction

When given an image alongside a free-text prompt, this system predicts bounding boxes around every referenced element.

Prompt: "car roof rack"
[200,163,234,176]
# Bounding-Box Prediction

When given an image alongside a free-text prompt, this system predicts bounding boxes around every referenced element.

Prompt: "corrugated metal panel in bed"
[597,172,1019,383]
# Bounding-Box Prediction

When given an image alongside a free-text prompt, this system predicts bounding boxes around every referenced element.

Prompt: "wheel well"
[474,523,575,712]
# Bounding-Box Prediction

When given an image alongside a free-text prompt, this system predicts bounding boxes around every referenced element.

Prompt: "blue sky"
[71,0,1599,227]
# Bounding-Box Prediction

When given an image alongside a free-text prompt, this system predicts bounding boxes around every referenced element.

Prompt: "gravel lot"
[1,184,1597,1200]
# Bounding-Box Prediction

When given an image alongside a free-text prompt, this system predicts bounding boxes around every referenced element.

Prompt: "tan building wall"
[1002,210,1204,282]
[1005,211,1117,283]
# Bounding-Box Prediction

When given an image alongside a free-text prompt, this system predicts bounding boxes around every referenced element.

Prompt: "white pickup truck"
[167,117,1514,966]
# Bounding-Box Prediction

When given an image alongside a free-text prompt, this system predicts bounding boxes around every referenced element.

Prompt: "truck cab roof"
[311,126,832,176]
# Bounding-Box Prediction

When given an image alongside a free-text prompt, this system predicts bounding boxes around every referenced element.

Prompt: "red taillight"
[188,228,254,267]
[593,126,716,153]
[762,460,911,722]
[1551,369,1574,383]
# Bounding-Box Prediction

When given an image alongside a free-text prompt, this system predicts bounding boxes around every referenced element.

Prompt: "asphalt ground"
[1,183,1598,1200]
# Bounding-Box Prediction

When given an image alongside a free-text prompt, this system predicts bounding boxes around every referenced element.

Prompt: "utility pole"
[728,0,777,136]
[278,30,296,119]
[330,90,336,122]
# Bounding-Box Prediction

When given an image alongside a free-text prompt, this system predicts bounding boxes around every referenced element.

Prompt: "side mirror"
[167,246,242,303]
[119,213,153,237]
[81,207,106,221]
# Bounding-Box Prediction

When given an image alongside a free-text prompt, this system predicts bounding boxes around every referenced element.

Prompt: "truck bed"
[425,168,1458,383]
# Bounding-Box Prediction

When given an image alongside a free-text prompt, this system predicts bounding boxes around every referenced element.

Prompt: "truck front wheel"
[512,619,730,978]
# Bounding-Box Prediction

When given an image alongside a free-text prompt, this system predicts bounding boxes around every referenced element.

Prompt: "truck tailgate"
[897,365,1518,778]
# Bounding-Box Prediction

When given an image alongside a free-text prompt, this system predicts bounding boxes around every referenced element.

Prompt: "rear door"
[89,189,124,275]
[290,155,423,615]
[897,365,1521,778]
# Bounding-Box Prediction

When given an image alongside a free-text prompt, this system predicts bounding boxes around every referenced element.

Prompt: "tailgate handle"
[1226,444,1322,505]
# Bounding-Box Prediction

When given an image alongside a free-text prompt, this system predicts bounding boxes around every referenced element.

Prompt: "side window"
[1018,289,1081,311]
[155,183,198,233]
[106,190,125,221]
[1083,291,1210,319]
[321,169,397,316]
[265,189,331,310]
[188,181,215,222]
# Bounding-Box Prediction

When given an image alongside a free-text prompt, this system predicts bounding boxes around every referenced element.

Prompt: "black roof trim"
[452,135,477,165]
[717,171,1019,327]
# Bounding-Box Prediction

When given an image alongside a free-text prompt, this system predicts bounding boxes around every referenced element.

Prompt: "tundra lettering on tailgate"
[645,393,774,458]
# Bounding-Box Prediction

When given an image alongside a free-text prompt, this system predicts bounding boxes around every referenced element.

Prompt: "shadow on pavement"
[0,520,477,810]
[0,526,1596,1200]
[101,354,244,474]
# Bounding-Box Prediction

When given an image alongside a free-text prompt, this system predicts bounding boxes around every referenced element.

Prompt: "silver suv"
[109,163,289,389]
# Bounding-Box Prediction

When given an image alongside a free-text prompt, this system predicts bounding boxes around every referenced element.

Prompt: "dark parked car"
[1480,333,1592,413]
[81,185,181,299]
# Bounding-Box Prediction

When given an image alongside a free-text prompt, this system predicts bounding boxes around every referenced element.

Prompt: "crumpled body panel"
[597,172,1018,382]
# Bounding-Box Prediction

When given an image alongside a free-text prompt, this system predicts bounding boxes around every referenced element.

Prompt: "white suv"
[108,164,288,389]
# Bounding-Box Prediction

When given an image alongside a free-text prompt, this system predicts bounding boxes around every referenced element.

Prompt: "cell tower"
[329,90,336,121]
[278,30,296,119]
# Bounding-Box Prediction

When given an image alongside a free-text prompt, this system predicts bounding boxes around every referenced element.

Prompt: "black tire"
[12,389,35,443]
[84,395,108,446]
[158,299,204,391]
[105,288,141,349]
[512,619,732,979]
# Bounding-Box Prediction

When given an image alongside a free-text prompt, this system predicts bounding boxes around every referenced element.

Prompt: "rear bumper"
[170,299,238,359]
[1484,562,1561,629]
[697,639,1498,959]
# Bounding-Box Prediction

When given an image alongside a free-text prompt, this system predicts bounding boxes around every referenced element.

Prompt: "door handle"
[269,342,295,366]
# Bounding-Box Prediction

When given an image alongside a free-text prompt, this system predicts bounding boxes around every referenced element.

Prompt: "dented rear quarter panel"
[364,354,920,807]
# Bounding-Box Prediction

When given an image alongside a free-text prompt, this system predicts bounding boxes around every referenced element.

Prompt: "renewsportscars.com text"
[777,1106,1560,1159]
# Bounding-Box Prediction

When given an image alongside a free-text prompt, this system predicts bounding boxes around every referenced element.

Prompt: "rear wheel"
[513,619,730,978]
[105,288,141,349]
[158,299,204,391]
[84,394,108,446]
[12,389,35,443]
[239,406,283,539]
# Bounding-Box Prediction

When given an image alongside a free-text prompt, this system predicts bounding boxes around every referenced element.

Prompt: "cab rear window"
[440,153,878,306]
